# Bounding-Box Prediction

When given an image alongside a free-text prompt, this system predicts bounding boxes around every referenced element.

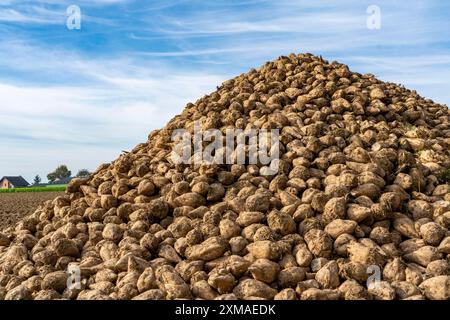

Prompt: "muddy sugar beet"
[0,53,449,300]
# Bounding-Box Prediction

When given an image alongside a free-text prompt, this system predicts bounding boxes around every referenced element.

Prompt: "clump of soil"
[0,192,64,231]
[0,53,449,300]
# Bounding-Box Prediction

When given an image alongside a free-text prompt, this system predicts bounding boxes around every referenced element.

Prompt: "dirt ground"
[0,192,64,230]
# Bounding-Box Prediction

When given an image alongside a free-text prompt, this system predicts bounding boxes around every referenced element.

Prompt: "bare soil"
[0,192,63,230]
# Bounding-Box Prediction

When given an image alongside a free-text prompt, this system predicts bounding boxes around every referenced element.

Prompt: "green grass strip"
[0,185,67,193]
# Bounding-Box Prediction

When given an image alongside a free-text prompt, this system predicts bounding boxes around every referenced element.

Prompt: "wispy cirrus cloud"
[0,44,225,181]
[0,8,62,23]
[0,4,227,178]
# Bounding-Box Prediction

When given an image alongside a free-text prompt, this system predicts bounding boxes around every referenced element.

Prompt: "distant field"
[0,191,64,230]
[0,185,67,193]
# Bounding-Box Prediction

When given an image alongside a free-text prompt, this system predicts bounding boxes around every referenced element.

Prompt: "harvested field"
[0,192,63,230]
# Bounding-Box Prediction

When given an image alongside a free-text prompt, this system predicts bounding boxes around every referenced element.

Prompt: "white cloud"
[0,46,226,182]
[0,8,62,23]
[0,0,134,30]
[128,1,449,70]
[154,12,364,36]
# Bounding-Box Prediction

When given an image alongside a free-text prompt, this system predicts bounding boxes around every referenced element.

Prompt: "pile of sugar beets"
[0,53,449,300]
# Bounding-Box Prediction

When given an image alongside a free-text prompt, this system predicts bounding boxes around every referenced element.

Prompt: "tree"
[47,165,71,183]
[47,172,56,183]
[33,175,41,185]
[76,169,91,178]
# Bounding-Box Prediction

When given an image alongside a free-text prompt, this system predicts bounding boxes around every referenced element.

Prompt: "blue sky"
[0,0,449,183]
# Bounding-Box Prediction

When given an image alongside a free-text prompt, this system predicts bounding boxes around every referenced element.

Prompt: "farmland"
[0,185,66,193]
[0,191,64,230]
